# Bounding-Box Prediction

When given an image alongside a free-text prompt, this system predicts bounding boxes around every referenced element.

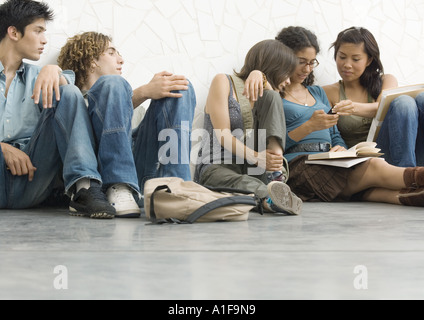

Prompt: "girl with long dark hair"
[245,26,424,207]
[323,27,424,167]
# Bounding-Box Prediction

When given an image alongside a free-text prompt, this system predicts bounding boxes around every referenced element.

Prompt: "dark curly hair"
[275,26,320,87]
[58,32,112,89]
[330,27,384,100]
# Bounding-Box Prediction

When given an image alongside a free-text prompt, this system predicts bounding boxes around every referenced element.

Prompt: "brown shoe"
[404,167,424,189]
[399,188,424,207]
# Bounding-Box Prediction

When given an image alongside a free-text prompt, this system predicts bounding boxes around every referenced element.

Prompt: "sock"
[264,197,276,213]
[267,171,283,183]
[76,178,91,192]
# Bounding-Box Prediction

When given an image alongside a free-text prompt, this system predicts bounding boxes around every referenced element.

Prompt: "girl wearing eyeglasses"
[244,26,424,207]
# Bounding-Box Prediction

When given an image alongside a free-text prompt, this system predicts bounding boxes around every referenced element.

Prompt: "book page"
[308,142,382,160]
[305,157,371,168]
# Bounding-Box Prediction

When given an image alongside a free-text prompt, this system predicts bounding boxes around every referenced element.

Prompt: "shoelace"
[86,186,109,201]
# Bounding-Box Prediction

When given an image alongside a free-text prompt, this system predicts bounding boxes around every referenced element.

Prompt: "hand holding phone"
[327,108,337,134]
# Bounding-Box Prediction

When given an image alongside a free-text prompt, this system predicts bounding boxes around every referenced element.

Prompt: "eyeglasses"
[298,59,319,68]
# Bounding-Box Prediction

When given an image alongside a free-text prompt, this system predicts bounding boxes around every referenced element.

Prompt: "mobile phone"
[327,108,336,114]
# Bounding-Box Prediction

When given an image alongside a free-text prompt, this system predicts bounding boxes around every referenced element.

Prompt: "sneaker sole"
[116,212,141,219]
[69,206,115,219]
[267,182,303,215]
[115,208,141,219]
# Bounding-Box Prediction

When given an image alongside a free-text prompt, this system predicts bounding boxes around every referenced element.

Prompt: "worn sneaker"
[267,181,303,215]
[69,184,116,219]
[106,184,141,218]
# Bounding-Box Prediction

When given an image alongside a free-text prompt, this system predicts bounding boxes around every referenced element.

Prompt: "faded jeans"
[377,92,424,167]
[0,85,101,209]
[86,75,196,195]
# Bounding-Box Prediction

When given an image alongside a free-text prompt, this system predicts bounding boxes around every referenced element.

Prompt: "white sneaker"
[106,184,141,218]
[267,181,303,216]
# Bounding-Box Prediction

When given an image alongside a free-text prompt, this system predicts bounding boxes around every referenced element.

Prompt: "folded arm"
[207,74,283,171]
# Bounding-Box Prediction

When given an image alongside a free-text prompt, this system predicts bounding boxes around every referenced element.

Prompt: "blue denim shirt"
[0,61,75,149]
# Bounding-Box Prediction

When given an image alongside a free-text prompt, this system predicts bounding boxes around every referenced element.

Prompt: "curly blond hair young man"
[58,32,197,217]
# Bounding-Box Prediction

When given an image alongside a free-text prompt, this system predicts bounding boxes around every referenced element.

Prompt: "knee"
[259,90,283,110]
[60,84,83,99]
[56,84,86,110]
[415,92,424,111]
[154,82,197,121]
[178,79,197,109]
[94,75,132,95]
[186,80,195,95]
[367,157,386,172]
[389,95,418,117]
[262,90,282,102]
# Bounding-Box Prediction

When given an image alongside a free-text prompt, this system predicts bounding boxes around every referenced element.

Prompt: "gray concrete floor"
[0,202,423,300]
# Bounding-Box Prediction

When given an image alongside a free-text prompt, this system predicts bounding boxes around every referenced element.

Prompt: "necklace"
[286,88,309,106]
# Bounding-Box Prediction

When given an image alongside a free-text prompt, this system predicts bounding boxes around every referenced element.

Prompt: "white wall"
[5,0,424,113]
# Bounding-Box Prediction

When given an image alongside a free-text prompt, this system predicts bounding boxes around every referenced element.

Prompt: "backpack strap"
[185,195,259,224]
[205,186,255,195]
[149,185,171,224]
[230,74,253,136]
[148,185,261,225]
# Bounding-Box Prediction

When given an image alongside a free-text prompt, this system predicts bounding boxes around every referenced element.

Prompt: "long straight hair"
[331,27,384,100]
[235,39,297,92]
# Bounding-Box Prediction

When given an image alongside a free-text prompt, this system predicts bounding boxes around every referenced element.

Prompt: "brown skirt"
[287,155,353,202]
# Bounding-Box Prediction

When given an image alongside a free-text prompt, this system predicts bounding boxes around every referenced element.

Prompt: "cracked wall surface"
[3,0,424,116]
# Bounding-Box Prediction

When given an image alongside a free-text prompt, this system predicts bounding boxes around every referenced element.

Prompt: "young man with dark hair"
[0,0,116,218]
[58,32,196,217]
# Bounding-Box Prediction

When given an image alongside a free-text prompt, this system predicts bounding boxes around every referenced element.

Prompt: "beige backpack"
[144,177,261,224]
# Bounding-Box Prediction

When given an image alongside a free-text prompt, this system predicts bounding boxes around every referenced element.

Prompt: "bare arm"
[324,75,399,118]
[132,71,189,108]
[243,70,273,102]
[207,74,283,171]
[288,110,339,142]
[206,74,256,162]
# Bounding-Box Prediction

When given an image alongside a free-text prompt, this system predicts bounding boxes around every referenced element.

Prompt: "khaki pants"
[197,90,287,199]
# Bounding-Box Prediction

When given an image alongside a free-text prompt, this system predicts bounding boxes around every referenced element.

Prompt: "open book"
[367,84,424,142]
[305,142,383,168]
[305,157,371,168]
[307,142,383,161]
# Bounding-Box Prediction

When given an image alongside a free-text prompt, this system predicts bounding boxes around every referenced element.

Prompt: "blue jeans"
[86,76,139,193]
[0,85,101,209]
[87,75,196,195]
[376,92,424,167]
